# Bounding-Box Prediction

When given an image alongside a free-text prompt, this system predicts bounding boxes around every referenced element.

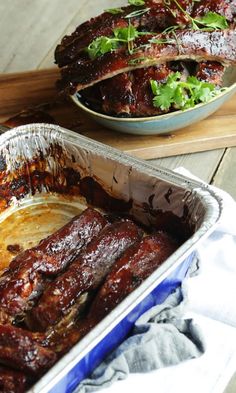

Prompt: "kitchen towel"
[76,285,205,393]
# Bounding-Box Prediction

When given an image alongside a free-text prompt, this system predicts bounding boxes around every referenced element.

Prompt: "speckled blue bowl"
[71,66,236,136]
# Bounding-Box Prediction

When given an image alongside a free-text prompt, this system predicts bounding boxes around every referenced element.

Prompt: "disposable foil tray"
[0,124,222,393]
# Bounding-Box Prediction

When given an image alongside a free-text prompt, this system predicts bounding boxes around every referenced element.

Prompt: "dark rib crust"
[0,325,56,375]
[0,212,179,388]
[195,61,225,85]
[58,29,236,94]
[0,208,107,324]
[96,64,173,116]
[55,0,194,67]
[0,366,28,393]
[47,232,178,355]
[192,0,236,21]
[82,60,224,116]
[29,219,143,331]
[81,232,178,324]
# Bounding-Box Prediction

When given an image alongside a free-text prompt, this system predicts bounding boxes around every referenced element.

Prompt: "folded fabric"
[75,284,205,393]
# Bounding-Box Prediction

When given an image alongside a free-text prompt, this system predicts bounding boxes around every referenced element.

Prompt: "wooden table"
[1,2,236,392]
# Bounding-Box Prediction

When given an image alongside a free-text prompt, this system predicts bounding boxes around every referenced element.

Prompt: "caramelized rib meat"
[192,0,236,21]
[55,1,194,67]
[97,64,173,116]
[0,325,56,375]
[86,232,178,319]
[0,208,107,324]
[30,219,143,331]
[0,366,28,393]
[88,61,191,116]
[8,207,107,273]
[49,232,178,355]
[98,59,226,115]
[59,29,236,94]
[195,61,225,86]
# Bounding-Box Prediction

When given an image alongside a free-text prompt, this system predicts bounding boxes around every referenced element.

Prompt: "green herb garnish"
[150,72,220,111]
[113,24,139,41]
[105,8,124,14]
[87,24,142,59]
[166,0,228,30]
[194,11,229,29]
[87,36,120,60]
[162,25,179,34]
[128,0,145,5]
[125,7,150,18]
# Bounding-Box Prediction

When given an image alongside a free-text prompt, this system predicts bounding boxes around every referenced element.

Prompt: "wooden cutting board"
[0,68,236,159]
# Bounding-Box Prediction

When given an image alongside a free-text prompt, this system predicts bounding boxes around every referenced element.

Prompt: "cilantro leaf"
[153,85,174,110]
[87,23,145,59]
[128,0,145,5]
[150,80,159,95]
[195,11,229,29]
[164,0,229,30]
[114,25,139,41]
[151,72,222,112]
[87,36,119,60]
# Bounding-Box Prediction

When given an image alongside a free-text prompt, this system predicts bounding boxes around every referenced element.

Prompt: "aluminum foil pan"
[0,124,222,393]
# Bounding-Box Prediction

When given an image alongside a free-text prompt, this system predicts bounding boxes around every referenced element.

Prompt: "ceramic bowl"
[71,66,236,136]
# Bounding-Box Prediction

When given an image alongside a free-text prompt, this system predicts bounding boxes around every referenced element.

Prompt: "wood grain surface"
[0,68,236,160]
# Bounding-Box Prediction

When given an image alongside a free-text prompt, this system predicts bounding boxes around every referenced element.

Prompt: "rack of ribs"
[55,0,236,119]
[81,62,192,117]
[29,219,143,331]
[0,207,108,324]
[55,0,193,67]
[46,232,179,355]
[0,213,180,389]
[58,29,236,95]
[80,59,226,116]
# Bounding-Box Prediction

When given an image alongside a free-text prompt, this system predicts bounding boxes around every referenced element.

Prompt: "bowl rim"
[71,78,236,123]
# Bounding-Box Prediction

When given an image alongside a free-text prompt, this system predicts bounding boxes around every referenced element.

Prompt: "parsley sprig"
[150,72,221,111]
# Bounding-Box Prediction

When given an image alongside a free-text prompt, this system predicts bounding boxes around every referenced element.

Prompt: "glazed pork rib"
[192,0,236,21]
[195,61,225,85]
[94,64,173,116]
[55,0,193,67]
[59,29,236,94]
[0,325,56,375]
[84,60,224,116]
[85,232,178,321]
[7,207,107,274]
[0,208,107,324]
[47,232,178,355]
[29,219,143,331]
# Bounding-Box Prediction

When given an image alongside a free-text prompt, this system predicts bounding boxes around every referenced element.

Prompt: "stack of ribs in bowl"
[0,206,178,392]
[55,0,236,117]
